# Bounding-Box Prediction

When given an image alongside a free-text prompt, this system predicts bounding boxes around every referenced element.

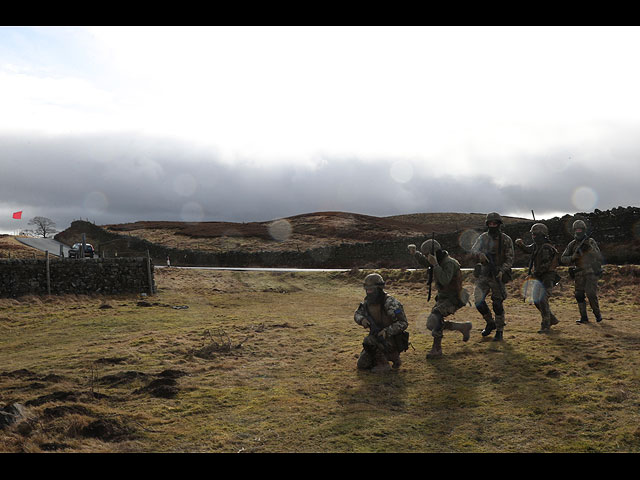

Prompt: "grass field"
[1,265,640,453]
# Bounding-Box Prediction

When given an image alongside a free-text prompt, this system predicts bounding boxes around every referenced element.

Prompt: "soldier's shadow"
[333,363,409,436]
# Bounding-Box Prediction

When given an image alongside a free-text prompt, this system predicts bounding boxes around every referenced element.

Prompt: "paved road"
[156,266,527,272]
[15,236,71,257]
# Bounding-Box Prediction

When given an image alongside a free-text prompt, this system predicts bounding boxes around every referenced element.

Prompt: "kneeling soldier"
[354,273,410,371]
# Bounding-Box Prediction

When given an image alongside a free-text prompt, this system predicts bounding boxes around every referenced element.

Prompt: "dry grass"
[1,265,640,452]
[0,236,46,260]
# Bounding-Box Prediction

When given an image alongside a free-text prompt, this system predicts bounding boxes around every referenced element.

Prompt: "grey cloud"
[1,132,638,233]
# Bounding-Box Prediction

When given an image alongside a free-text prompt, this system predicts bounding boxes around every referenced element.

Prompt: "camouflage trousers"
[357,334,400,370]
[474,276,506,329]
[530,275,558,329]
[574,270,601,318]
[427,296,463,339]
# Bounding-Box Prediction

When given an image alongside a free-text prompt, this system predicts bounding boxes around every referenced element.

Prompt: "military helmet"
[485,212,503,226]
[363,273,385,289]
[530,223,549,236]
[572,219,587,232]
[421,239,441,254]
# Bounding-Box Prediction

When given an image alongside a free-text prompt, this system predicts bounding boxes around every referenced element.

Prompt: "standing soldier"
[561,219,603,323]
[470,212,514,341]
[515,223,561,333]
[408,239,471,359]
[354,273,410,371]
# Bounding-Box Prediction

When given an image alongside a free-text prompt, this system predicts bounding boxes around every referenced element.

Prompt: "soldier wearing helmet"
[354,273,410,371]
[560,219,603,323]
[515,223,560,333]
[470,212,514,341]
[408,238,471,359]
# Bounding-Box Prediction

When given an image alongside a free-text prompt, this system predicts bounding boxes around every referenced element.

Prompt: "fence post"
[146,250,153,296]
[46,250,51,295]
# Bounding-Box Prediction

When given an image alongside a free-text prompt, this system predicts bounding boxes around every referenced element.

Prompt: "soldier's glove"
[407,244,416,255]
[378,328,389,340]
[427,254,438,267]
[515,238,524,247]
[361,318,370,329]
[479,253,489,264]
[496,271,503,281]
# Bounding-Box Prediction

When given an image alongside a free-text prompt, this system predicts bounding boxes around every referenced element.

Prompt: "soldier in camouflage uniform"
[408,239,471,359]
[354,273,410,371]
[515,223,560,333]
[561,219,603,324]
[470,212,514,341]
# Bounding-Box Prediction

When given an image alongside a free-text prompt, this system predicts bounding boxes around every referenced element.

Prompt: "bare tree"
[28,216,57,238]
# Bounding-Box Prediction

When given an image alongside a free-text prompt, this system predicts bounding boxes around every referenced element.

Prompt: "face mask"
[488,226,500,236]
[575,230,585,240]
[366,288,384,304]
[533,234,546,245]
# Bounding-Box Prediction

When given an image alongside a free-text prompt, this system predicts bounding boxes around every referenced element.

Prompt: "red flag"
[12,211,22,219]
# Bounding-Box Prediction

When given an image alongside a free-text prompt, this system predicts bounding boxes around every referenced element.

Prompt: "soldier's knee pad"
[426,311,444,332]
[574,291,586,303]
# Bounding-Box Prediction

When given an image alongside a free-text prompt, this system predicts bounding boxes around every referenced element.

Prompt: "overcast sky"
[1,26,639,234]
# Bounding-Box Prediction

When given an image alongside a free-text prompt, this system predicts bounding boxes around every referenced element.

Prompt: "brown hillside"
[102,211,527,254]
[0,235,46,259]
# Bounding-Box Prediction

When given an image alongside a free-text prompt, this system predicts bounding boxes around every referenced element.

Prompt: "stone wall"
[0,257,155,298]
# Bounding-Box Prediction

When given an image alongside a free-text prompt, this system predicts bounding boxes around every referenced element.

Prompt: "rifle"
[427,232,435,302]
[523,242,537,303]
[570,228,601,277]
[361,304,391,352]
[487,252,507,299]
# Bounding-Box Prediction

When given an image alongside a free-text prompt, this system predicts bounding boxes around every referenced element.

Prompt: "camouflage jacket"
[516,241,558,277]
[414,250,462,302]
[561,237,602,274]
[354,293,408,337]
[471,232,514,276]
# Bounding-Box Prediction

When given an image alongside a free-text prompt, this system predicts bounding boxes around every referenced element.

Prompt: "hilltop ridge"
[51,207,640,268]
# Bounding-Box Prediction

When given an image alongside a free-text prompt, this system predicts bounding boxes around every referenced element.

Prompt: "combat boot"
[537,321,551,334]
[444,321,472,342]
[426,337,443,359]
[493,330,503,341]
[596,314,603,323]
[371,354,391,373]
[576,302,589,324]
[386,350,402,369]
[550,314,559,326]
[481,313,495,337]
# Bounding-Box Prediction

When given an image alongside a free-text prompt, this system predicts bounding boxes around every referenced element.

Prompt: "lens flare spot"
[522,278,545,304]
[571,186,598,212]
[173,174,198,197]
[458,229,480,252]
[84,191,108,215]
[268,219,292,242]
[180,202,204,222]
[389,160,414,184]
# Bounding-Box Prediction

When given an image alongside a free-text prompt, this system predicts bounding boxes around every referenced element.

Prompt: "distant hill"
[99,211,529,255]
[54,207,640,268]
